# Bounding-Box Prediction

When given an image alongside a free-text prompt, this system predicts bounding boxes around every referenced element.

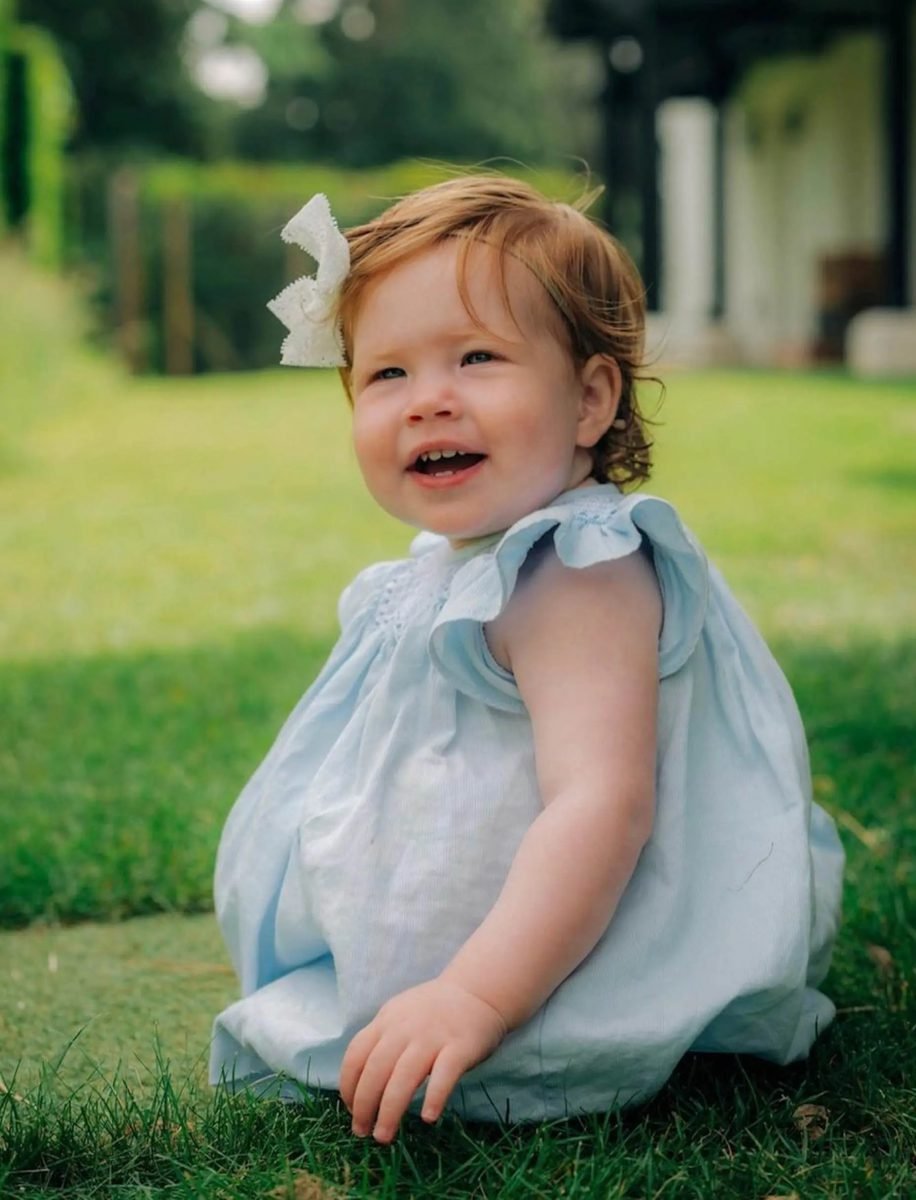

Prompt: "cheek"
[351,408,384,465]
[511,394,579,456]
[350,432,377,497]
[351,413,403,503]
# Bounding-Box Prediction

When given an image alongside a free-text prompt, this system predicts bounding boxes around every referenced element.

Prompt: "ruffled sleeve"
[428,489,709,711]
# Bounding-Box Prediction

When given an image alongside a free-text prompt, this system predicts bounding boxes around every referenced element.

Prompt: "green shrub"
[0,0,9,234]
[4,24,73,267]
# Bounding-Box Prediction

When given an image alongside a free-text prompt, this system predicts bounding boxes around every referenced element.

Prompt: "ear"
[576,355,622,449]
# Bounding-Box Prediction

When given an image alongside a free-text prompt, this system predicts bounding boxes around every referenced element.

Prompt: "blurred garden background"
[1,1,915,1196]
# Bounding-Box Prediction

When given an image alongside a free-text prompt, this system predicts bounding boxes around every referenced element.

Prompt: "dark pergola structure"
[547,0,913,313]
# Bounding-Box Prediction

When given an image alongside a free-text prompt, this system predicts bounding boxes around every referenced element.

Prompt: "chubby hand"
[338,977,507,1143]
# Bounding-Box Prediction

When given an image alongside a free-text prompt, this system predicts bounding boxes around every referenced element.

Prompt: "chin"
[396,505,494,542]
[433,522,496,543]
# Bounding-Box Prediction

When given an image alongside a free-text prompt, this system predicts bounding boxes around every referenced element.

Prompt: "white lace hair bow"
[267,194,350,367]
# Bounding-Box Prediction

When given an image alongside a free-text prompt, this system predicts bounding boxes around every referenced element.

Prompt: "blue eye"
[463,351,495,365]
[372,366,405,381]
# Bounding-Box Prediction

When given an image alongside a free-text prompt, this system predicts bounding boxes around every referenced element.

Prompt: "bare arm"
[339,544,661,1141]
[441,545,661,1025]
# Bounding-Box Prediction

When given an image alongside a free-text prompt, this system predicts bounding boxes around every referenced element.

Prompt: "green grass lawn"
[1,246,914,1196]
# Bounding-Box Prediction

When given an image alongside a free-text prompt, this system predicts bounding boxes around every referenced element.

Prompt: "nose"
[404,374,460,423]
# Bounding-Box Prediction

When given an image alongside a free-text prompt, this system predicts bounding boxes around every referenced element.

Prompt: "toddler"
[210,176,844,1143]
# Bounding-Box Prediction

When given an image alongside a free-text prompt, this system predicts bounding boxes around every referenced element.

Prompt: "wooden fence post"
[107,168,146,373]
[162,195,195,375]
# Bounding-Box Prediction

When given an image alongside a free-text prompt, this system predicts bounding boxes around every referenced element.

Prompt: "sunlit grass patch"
[1,632,331,926]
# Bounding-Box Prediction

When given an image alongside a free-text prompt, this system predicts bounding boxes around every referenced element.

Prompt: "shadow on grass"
[770,638,915,1017]
[1,628,334,927]
[849,465,916,493]
[2,631,914,938]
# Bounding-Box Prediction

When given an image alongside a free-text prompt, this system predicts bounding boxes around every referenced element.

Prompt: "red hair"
[337,175,655,487]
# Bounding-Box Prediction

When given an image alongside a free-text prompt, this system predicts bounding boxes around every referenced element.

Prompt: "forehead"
[350,240,557,352]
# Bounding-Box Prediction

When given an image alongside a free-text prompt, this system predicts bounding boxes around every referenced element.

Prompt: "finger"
[420,1045,469,1124]
[372,1044,438,1144]
[351,1034,408,1136]
[338,1024,378,1113]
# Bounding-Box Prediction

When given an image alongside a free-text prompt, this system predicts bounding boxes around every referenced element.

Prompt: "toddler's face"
[349,241,599,544]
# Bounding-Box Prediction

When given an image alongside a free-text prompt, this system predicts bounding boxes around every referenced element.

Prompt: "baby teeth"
[419,449,459,462]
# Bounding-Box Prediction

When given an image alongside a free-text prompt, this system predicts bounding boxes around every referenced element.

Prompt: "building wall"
[723,31,893,362]
[656,12,916,364]
[658,98,716,323]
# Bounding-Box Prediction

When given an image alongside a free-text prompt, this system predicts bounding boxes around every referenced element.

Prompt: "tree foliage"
[228,0,584,167]
[11,0,601,168]
[16,0,209,153]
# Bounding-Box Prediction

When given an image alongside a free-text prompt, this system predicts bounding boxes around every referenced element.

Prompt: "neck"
[448,474,600,550]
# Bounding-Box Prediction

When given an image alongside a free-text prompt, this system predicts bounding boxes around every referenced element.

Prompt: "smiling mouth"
[409,451,487,477]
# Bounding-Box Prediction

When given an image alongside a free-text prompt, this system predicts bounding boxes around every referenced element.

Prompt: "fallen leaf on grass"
[866,944,894,976]
[793,1103,829,1139]
[763,1193,799,1200]
[268,1170,344,1199]
[0,1078,26,1103]
[834,809,888,852]
[122,1118,197,1148]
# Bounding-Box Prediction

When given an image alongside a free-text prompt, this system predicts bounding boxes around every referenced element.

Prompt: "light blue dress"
[210,484,845,1121]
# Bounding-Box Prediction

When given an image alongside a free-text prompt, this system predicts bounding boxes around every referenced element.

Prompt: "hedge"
[70,157,595,374]
[4,23,73,267]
